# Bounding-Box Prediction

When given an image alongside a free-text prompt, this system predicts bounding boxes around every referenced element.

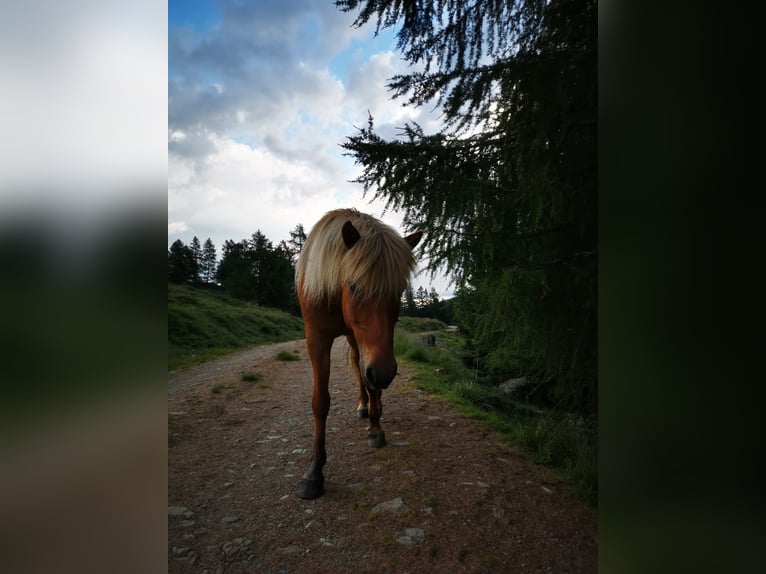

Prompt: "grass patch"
[395,327,597,505]
[168,283,304,370]
[241,372,263,382]
[275,349,301,361]
[211,383,226,395]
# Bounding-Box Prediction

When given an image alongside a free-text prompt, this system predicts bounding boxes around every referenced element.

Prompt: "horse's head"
[340,220,422,391]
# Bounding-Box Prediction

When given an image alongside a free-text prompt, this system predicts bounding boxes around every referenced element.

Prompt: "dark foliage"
[216,231,299,314]
[338,0,596,416]
[168,239,198,285]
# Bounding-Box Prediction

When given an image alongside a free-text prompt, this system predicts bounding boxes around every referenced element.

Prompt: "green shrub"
[275,349,300,361]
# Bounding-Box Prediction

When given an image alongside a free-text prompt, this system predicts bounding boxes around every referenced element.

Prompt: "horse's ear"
[342,221,361,249]
[403,230,423,250]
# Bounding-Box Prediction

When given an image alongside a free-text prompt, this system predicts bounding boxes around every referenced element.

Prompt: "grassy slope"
[168,284,305,371]
[395,317,597,505]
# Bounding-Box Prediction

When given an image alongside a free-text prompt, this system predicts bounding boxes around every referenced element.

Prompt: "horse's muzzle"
[364,362,397,390]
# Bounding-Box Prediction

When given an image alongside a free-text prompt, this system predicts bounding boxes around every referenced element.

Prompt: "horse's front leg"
[347,335,369,419]
[299,335,332,499]
[347,335,385,448]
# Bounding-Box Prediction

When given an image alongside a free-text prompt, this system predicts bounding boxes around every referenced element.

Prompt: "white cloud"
[168,221,189,234]
[167,2,456,298]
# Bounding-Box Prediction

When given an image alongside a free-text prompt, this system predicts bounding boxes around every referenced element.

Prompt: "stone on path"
[371,497,406,514]
[397,527,425,545]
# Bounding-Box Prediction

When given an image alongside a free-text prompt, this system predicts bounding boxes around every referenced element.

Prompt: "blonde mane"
[296,208,417,302]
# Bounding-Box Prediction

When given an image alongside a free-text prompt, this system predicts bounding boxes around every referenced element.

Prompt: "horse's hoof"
[357,408,369,419]
[368,431,387,449]
[299,478,324,499]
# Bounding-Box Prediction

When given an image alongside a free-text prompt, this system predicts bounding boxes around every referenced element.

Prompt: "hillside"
[168,284,305,370]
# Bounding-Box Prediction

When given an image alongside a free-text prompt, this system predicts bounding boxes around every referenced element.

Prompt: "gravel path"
[168,338,597,573]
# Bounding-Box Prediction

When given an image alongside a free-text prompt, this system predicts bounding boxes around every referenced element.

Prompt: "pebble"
[397,528,425,545]
[168,506,195,519]
[371,497,406,514]
[222,515,240,524]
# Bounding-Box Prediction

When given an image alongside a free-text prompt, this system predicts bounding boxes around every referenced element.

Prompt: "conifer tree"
[202,238,217,284]
[338,0,597,415]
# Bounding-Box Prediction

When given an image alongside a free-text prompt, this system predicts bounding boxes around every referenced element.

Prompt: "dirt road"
[168,338,597,573]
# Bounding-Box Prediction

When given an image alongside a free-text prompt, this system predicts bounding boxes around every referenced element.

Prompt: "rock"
[397,527,425,545]
[493,508,506,518]
[221,537,253,560]
[169,506,195,519]
[405,528,425,540]
[371,497,406,514]
[498,376,533,396]
[222,515,240,524]
[304,520,322,529]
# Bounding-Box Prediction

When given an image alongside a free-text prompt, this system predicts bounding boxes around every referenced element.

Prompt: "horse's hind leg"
[367,388,386,448]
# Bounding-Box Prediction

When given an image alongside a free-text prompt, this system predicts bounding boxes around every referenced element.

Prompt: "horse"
[295,208,423,499]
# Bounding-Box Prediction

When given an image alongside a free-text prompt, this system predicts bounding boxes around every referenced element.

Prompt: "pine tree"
[288,223,307,259]
[202,238,217,284]
[190,236,202,284]
[338,0,597,415]
[168,239,196,284]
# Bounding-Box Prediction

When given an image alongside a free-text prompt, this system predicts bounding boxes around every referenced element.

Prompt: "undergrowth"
[394,318,597,505]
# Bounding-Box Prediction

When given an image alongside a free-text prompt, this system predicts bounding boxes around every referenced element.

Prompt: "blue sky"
[167,0,453,297]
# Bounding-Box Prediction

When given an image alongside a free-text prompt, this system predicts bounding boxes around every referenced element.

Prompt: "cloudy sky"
[168,0,453,297]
